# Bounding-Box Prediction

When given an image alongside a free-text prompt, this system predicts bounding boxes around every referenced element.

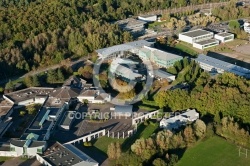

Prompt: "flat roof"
[4,87,54,104]
[138,15,156,18]
[79,90,99,97]
[194,39,219,45]
[44,97,68,107]
[195,54,250,77]
[96,40,154,57]
[153,70,175,79]
[115,105,133,113]
[116,18,147,27]
[215,32,234,37]
[60,111,75,127]
[42,142,98,166]
[180,29,213,38]
[111,64,142,80]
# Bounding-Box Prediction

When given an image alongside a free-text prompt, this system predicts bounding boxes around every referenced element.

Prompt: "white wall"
[35,97,47,104]
[214,34,234,43]
[18,99,34,106]
[0,151,18,157]
[78,96,95,102]
[36,154,52,166]
[10,144,23,156]
[178,34,193,44]
[138,15,157,22]
[26,145,44,157]
[192,42,203,49]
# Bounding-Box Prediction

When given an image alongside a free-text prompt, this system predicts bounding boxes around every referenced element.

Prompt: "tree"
[19,111,26,116]
[32,75,40,87]
[193,119,206,139]
[152,158,166,166]
[5,80,14,90]
[228,20,240,30]
[0,87,4,93]
[107,142,121,159]
[183,126,195,145]
[78,65,93,79]
[26,104,37,115]
[47,69,57,84]
[57,68,65,82]
[24,75,33,87]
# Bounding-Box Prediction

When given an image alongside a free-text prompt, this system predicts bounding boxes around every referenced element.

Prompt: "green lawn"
[175,42,199,56]
[93,121,159,153]
[177,136,250,166]
[0,157,12,162]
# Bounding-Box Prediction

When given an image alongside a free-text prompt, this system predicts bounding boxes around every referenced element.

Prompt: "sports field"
[177,136,250,166]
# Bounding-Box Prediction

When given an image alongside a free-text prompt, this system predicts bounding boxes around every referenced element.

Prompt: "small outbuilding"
[214,32,234,43]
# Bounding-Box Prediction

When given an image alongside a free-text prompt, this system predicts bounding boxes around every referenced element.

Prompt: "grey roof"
[195,54,250,77]
[79,90,98,97]
[116,18,147,27]
[42,142,98,166]
[96,40,154,57]
[115,105,133,113]
[153,70,175,79]
[111,64,142,80]
[4,87,53,104]
[153,49,183,61]
[10,139,46,148]
[180,29,213,38]
[215,32,234,37]
[50,86,81,99]
[194,39,219,45]
[60,111,75,127]
[138,15,156,18]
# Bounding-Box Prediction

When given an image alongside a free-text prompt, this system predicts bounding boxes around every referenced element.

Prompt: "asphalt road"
[0,56,88,85]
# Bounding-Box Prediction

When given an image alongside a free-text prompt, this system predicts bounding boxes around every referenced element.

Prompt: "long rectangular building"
[179,29,214,44]
[95,40,154,60]
[195,54,250,78]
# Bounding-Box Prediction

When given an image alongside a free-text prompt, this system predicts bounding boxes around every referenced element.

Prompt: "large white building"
[179,29,214,44]
[179,29,221,50]
[194,54,250,78]
[214,32,234,43]
[160,109,199,131]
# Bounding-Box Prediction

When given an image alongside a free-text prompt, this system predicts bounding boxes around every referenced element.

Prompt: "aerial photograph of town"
[0,0,250,166]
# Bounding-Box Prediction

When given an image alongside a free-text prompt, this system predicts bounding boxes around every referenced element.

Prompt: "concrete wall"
[0,151,18,157]
[178,34,193,44]
[36,154,52,166]
[214,34,234,43]
[10,144,23,156]
[26,145,44,157]
[18,99,34,106]
[132,110,159,125]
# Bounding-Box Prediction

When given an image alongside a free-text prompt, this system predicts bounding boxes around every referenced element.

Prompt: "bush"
[19,111,26,116]
[83,142,92,147]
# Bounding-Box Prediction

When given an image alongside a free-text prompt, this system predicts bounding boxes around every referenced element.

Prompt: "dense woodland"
[0,0,227,78]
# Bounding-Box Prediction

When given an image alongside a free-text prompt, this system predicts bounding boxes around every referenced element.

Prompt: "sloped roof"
[50,86,81,99]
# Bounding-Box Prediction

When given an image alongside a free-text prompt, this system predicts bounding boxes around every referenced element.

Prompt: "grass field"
[175,42,199,56]
[177,136,250,166]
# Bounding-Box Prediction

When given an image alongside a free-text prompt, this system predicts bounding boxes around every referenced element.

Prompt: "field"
[175,42,200,56]
[177,136,250,166]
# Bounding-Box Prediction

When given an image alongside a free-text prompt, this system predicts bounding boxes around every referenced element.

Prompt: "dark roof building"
[37,142,98,166]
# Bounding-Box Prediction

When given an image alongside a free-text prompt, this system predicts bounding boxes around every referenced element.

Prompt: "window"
[37,148,43,154]
[10,147,15,151]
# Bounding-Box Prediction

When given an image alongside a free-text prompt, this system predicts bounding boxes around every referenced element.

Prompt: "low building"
[0,99,14,137]
[10,133,47,157]
[95,40,154,60]
[160,109,199,130]
[139,46,183,68]
[138,15,157,22]
[151,69,176,81]
[193,39,219,50]
[59,111,76,131]
[179,29,214,44]
[36,142,98,166]
[115,18,147,36]
[244,22,250,33]
[194,54,250,78]
[112,105,133,117]
[214,32,234,43]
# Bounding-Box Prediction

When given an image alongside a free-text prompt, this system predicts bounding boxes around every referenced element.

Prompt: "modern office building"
[139,46,183,68]
[179,29,214,44]
[138,15,157,22]
[95,40,154,60]
[192,39,219,50]
[194,54,250,78]
[214,32,234,43]
[151,69,176,81]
